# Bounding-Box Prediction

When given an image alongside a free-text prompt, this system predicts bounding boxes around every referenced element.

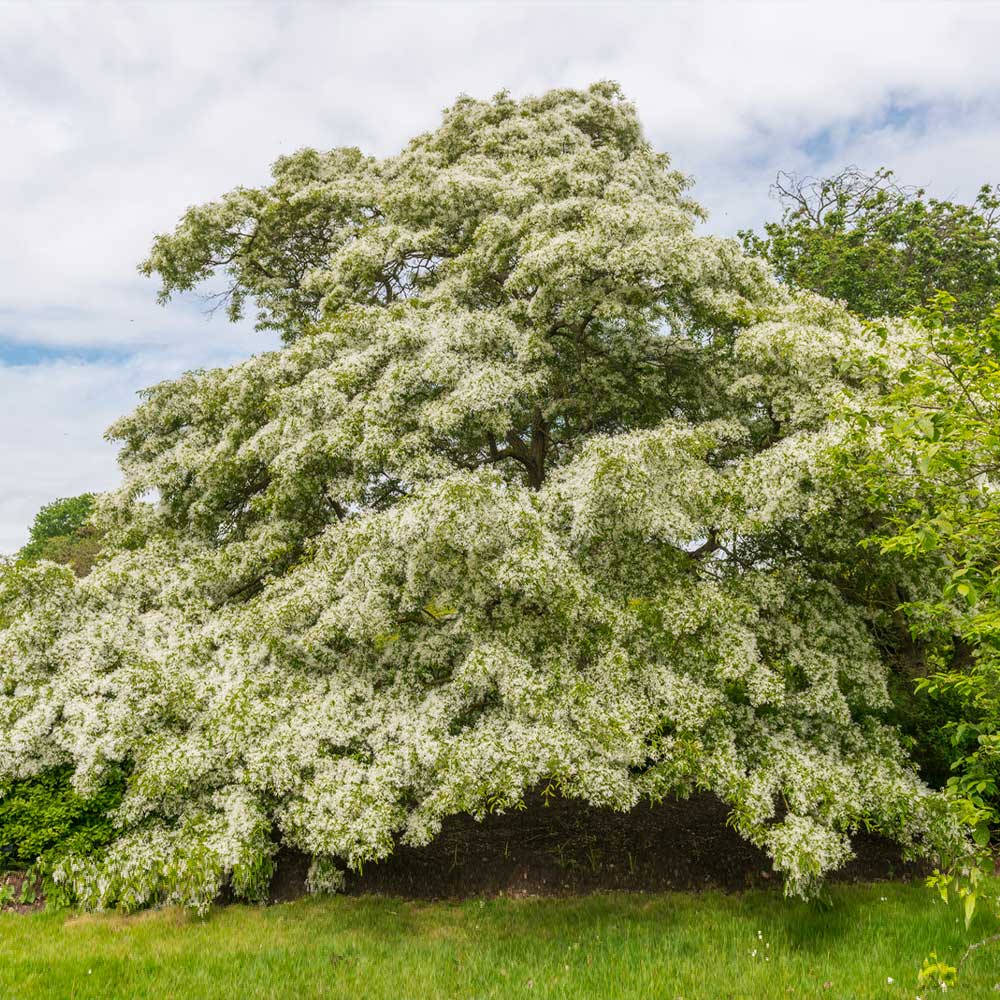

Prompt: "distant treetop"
[18,494,100,576]
[741,166,1000,325]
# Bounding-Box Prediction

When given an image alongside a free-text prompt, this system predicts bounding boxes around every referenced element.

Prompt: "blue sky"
[3,0,1000,552]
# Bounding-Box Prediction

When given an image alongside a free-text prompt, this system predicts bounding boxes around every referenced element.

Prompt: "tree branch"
[689,529,721,561]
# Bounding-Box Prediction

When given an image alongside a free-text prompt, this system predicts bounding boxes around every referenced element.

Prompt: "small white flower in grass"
[887,977,893,984]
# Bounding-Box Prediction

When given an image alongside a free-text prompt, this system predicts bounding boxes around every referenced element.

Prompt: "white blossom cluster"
[0,83,961,910]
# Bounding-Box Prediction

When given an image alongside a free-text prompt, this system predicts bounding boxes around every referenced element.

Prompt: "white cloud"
[2,0,999,549]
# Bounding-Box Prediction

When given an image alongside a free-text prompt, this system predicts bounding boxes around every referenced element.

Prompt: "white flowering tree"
[0,83,960,912]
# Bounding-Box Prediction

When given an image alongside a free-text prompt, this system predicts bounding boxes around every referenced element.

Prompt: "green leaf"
[964,891,977,929]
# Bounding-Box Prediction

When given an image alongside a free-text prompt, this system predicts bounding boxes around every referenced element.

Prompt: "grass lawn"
[1,884,999,999]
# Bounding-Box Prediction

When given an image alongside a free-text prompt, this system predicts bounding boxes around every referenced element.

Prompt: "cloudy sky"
[2,0,1000,552]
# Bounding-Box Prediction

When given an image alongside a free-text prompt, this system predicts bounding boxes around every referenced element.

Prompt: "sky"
[2,0,1000,552]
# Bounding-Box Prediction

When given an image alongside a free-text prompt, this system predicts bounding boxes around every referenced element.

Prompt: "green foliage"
[846,294,1000,958]
[885,669,964,789]
[19,494,94,556]
[0,766,124,871]
[918,951,958,989]
[861,297,1000,824]
[741,167,1000,324]
[17,494,102,577]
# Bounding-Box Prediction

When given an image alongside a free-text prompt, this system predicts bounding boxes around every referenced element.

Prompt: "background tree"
[0,84,961,913]
[16,494,101,577]
[740,167,1000,325]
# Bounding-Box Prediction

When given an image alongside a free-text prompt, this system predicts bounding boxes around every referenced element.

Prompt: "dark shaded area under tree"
[269,792,927,903]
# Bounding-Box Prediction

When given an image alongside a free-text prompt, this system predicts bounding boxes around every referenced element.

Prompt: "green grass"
[1,885,999,999]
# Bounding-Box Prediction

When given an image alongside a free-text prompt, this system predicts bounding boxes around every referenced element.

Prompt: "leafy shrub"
[0,766,124,871]
[887,669,968,791]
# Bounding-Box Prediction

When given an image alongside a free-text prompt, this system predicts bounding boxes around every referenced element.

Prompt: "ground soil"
[268,791,928,903]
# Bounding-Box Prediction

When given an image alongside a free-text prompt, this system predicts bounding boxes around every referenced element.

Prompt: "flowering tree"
[0,84,960,912]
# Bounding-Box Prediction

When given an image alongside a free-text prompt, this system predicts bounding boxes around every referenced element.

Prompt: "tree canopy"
[16,494,101,577]
[0,84,962,912]
[740,167,1000,325]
